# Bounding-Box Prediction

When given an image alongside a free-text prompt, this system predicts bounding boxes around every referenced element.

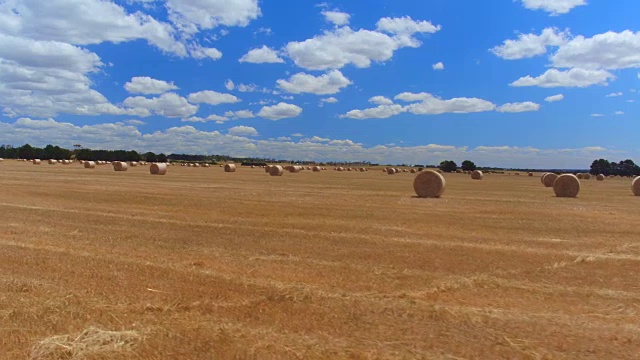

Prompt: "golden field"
[1,161,639,359]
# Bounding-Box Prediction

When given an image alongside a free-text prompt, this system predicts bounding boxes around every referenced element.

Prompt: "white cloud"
[291,133,304,137]
[591,113,604,117]
[257,102,302,120]
[375,16,441,36]
[187,90,240,105]
[368,96,394,105]
[276,70,352,95]
[239,45,284,63]
[228,125,258,136]
[342,104,405,119]
[551,31,640,70]
[285,16,440,70]
[520,0,587,15]
[321,97,338,103]
[510,68,615,88]
[614,111,624,115]
[491,27,570,60]
[0,117,622,169]
[188,44,222,60]
[496,101,541,113]
[276,136,291,141]
[322,10,350,26]
[165,0,261,34]
[124,119,146,126]
[124,76,178,94]
[605,92,623,97]
[432,62,444,70]
[544,94,564,102]
[123,92,198,118]
[225,79,235,91]
[0,0,187,56]
[224,110,255,119]
[396,92,496,115]
[182,114,230,123]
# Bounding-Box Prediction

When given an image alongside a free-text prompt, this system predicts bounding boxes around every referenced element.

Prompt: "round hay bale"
[576,173,583,179]
[553,174,580,198]
[471,170,483,180]
[542,173,558,187]
[48,159,57,165]
[413,170,446,198]
[312,166,321,172]
[596,174,605,181]
[150,163,167,175]
[84,161,96,169]
[386,168,396,175]
[289,166,302,173]
[129,162,138,167]
[33,159,42,165]
[583,173,591,180]
[113,161,128,171]
[224,164,236,172]
[540,172,549,184]
[631,176,640,196]
[410,169,417,173]
[528,172,533,176]
[251,165,255,169]
[269,165,284,176]
[265,166,271,173]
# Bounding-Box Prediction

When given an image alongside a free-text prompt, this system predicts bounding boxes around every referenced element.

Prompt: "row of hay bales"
[413,170,640,198]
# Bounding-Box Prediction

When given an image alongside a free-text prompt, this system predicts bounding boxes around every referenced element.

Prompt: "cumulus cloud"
[224,110,255,119]
[320,97,338,103]
[496,101,541,113]
[187,90,240,105]
[491,27,570,60]
[188,44,222,60]
[544,94,564,102]
[123,92,198,118]
[228,125,258,136]
[368,96,394,105]
[605,92,623,97]
[322,10,350,26]
[285,16,441,70]
[432,62,444,70]
[551,31,640,70]
[225,79,235,91]
[519,0,587,15]
[182,114,230,123]
[510,68,615,88]
[165,0,261,34]
[342,104,405,119]
[239,45,284,63]
[396,92,496,115]
[257,102,302,120]
[276,70,352,95]
[0,117,621,169]
[124,76,178,94]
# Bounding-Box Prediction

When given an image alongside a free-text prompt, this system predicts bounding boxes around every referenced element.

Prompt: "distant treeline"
[590,159,640,177]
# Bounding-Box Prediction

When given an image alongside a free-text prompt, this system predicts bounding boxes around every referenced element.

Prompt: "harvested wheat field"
[1,161,640,359]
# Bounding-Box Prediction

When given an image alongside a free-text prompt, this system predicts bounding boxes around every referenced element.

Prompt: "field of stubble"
[1,161,640,359]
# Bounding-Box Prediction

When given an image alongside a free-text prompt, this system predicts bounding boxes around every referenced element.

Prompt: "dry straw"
[540,172,549,184]
[596,174,605,181]
[224,164,236,172]
[528,172,533,176]
[413,170,446,198]
[554,174,580,197]
[113,161,128,171]
[583,173,591,180]
[30,327,140,360]
[542,173,558,187]
[48,159,57,165]
[471,170,483,180]
[312,166,321,172]
[150,163,167,175]
[632,177,640,196]
[387,168,396,175]
[84,161,96,169]
[269,165,284,176]
[576,173,584,179]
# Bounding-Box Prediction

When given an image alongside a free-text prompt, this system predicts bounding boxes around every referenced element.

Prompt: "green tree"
[461,160,477,171]
[144,152,157,162]
[157,153,168,162]
[18,144,37,159]
[438,160,457,173]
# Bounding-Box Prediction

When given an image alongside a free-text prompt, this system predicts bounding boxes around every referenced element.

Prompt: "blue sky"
[0,0,638,168]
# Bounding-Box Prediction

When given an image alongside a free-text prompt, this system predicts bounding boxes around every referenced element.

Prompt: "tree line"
[590,159,640,177]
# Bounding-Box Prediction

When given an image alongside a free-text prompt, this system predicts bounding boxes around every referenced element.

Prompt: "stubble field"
[1,161,639,359]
